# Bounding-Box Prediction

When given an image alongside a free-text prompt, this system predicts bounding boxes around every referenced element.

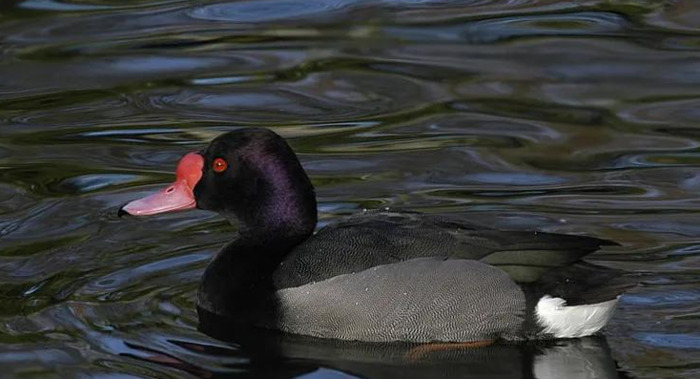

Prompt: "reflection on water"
[146,312,622,379]
[1,0,700,378]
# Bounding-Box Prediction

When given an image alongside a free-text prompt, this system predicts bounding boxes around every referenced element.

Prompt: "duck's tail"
[534,295,619,338]
[521,261,645,339]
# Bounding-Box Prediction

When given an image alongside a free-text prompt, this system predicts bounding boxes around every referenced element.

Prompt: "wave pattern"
[1,0,700,378]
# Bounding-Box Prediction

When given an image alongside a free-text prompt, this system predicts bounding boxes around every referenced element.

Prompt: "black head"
[195,128,317,238]
[121,128,317,242]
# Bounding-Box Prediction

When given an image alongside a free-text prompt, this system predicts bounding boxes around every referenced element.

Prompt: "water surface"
[1,0,700,378]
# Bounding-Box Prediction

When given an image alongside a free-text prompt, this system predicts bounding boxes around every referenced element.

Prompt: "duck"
[119,127,635,343]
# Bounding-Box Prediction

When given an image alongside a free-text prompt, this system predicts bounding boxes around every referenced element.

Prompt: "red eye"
[212,158,228,173]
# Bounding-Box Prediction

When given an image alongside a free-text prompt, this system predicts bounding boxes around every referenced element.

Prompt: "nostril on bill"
[117,205,129,218]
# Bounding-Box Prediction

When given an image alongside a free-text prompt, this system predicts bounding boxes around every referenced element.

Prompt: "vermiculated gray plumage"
[274,257,525,342]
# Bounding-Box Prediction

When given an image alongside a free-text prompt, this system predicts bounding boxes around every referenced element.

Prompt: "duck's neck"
[198,166,317,318]
[197,236,300,319]
[232,191,317,243]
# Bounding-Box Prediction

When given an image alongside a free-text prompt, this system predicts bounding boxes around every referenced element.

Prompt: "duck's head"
[120,128,317,240]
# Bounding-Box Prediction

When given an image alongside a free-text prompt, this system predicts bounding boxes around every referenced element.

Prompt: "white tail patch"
[535,295,619,338]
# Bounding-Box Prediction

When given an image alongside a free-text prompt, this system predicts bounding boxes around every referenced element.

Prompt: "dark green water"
[1,0,700,378]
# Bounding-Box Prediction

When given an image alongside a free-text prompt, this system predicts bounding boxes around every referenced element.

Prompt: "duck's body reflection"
[125,310,622,378]
[144,310,618,379]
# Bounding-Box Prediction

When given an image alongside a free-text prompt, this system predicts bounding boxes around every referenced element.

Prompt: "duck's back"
[273,211,611,289]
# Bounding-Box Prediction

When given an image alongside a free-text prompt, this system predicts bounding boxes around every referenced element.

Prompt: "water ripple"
[3,0,700,377]
[188,0,358,23]
[385,11,629,43]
